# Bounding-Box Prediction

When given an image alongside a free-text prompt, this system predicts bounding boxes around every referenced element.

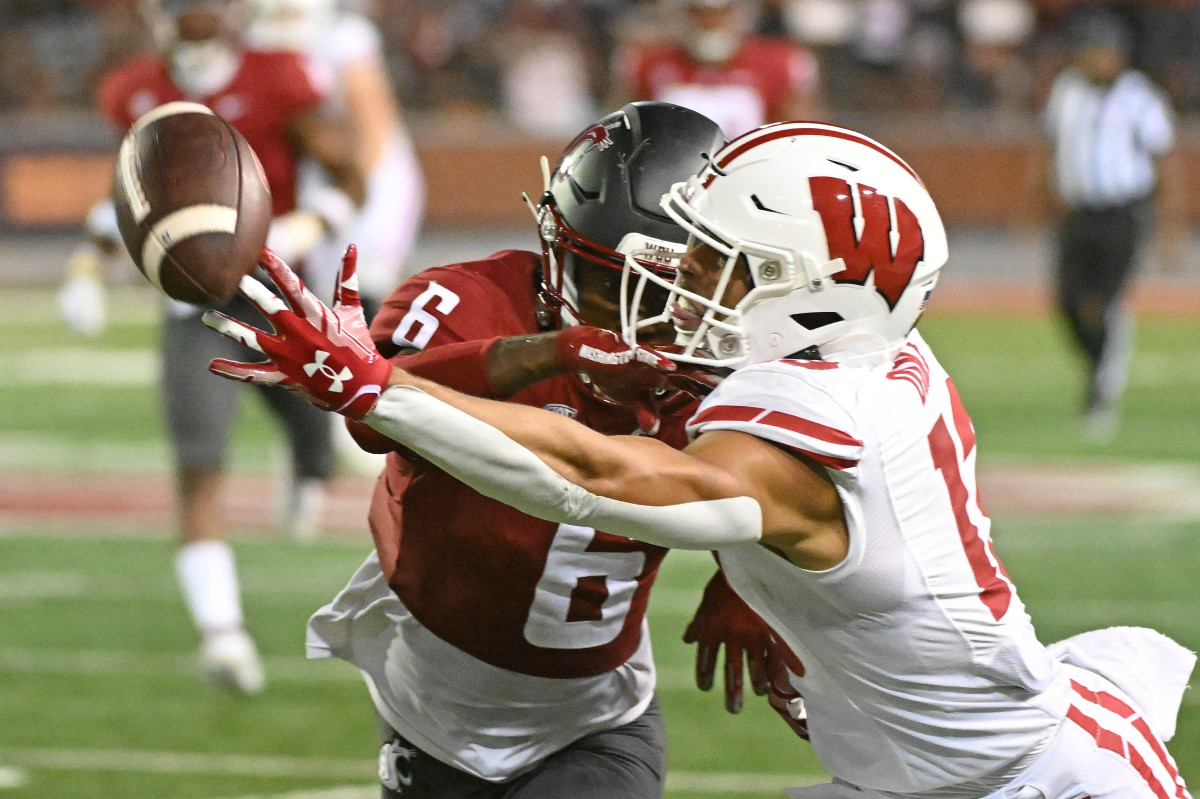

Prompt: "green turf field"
[0,287,1197,797]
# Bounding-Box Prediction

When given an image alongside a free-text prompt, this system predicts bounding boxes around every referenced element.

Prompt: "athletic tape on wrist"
[364,386,762,549]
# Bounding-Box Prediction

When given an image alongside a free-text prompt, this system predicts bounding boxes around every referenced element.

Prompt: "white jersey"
[689,331,1072,796]
[295,13,425,299]
[306,551,655,782]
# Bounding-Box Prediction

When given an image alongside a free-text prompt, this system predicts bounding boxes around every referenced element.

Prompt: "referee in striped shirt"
[1038,10,1177,438]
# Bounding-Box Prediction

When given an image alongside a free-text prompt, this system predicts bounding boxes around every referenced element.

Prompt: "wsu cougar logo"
[809,176,925,309]
[556,119,624,177]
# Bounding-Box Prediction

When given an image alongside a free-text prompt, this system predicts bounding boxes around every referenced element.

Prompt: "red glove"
[204,245,392,420]
[765,631,810,740]
[682,569,775,714]
[555,326,722,433]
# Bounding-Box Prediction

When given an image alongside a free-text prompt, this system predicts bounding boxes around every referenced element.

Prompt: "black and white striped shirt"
[1043,68,1175,208]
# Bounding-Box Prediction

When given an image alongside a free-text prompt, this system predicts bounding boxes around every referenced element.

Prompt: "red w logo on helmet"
[808,176,924,309]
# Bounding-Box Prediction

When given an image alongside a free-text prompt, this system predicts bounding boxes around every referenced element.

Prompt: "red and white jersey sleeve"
[687,359,862,471]
[699,334,1074,793]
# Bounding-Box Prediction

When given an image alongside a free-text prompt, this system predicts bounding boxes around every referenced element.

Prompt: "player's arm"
[341,58,400,173]
[367,372,842,560]
[351,325,699,451]
[205,251,842,557]
[288,110,365,205]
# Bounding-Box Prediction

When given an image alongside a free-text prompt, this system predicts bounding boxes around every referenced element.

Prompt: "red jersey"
[366,250,694,679]
[97,51,322,216]
[622,37,817,137]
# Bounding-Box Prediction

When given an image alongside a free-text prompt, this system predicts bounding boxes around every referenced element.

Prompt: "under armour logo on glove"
[203,245,393,420]
[303,350,353,392]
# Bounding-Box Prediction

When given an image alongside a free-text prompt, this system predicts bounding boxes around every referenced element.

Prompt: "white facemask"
[685,29,739,63]
[170,41,240,97]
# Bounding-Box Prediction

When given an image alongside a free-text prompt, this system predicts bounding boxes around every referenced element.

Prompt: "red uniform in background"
[97,51,322,215]
[621,37,818,137]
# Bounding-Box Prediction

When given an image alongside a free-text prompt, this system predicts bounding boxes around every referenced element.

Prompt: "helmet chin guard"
[622,122,948,371]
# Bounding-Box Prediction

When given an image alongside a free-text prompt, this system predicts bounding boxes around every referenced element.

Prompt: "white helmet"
[621,122,948,370]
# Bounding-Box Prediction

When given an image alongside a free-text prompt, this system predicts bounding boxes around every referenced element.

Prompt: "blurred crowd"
[4,0,1200,126]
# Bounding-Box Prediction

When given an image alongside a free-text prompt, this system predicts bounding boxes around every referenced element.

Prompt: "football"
[111,101,272,305]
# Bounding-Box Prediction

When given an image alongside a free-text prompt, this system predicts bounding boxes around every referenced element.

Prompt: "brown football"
[112,102,272,305]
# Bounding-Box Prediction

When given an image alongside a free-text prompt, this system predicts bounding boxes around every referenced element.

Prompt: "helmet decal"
[555,119,625,180]
[809,177,925,310]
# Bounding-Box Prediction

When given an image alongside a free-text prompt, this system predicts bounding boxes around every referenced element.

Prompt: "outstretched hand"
[555,326,720,433]
[683,569,775,714]
[203,246,392,420]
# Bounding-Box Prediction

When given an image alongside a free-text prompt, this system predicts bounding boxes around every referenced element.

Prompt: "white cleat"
[200,629,266,696]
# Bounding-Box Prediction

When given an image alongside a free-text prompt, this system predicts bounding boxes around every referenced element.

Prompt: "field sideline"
[1,285,1197,797]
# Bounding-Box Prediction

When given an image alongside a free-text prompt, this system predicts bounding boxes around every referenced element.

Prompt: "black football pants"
[1054,198,1150,408]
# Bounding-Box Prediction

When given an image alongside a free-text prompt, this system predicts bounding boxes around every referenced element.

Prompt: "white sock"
[175,540,244,635]
[281,476,328,543]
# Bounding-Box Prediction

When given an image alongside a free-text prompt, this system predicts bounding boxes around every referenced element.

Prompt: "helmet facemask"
[623,176,843,369]
[533,171,685,332]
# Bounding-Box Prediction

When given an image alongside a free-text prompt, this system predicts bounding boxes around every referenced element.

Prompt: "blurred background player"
[246,0,426,317]
[56,0,364,694]
[614,0,821,137]
[299,102,766,798]
[245,0,426,478]
[1030,8,1180,440]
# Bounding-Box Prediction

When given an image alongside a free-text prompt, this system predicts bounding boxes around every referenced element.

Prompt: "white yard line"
[0,434,168,473]
[0,348,157,386]
[213,789,377,799]
[0,746,826,795]
[0,747,372,780]
[0,646,1195,705]
[0,647,356,684]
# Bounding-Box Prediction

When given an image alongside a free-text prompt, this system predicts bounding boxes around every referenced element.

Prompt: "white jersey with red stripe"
[688,330,1075,794]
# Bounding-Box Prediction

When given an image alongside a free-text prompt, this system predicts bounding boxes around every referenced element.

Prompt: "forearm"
[487,332,560,396]
[363,373,762,549]
[348,332,564,454]
[343,63,398,171]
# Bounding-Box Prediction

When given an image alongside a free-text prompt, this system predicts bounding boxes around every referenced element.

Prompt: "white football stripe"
[131,101,213,135]
[141,205,239,291]
[117,134,151,224]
